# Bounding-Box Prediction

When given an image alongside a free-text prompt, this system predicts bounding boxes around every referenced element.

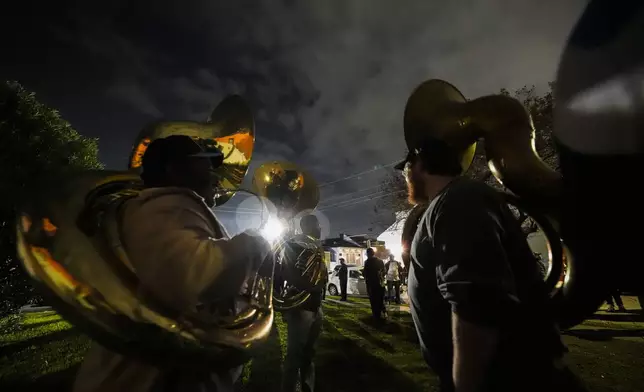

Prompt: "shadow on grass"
[322,304,419,349]
[343,312,419,348]
[1,327,77,357]
[14,319,60,332]
[316,319,424,392]
[564,328,644,341]
[348,320,395,353]
[589,312,644,322]
[0,365,79,392]
[240,323,284,392]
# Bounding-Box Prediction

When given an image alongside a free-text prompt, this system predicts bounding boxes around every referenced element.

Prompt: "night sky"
[2,0,586,237]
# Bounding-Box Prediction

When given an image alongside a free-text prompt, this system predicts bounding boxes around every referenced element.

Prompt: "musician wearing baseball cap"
[400,134,587,392]
[73,135,271,392]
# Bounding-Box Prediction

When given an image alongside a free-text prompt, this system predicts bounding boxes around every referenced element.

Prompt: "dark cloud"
[2,0,587,236]
[106,79,163,118]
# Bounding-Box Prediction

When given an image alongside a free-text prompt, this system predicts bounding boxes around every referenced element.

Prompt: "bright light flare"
[387,242,403,262]
[261,217,285,243]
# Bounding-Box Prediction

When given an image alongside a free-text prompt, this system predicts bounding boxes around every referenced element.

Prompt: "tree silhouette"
[0,81,103,315]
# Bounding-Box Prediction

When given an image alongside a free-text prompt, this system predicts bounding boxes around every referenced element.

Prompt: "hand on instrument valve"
[245,229,274,277]
[234,229,273,295]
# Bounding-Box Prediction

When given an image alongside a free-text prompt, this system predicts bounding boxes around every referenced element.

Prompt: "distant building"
[322,234,366,268]
[349,234,388,259]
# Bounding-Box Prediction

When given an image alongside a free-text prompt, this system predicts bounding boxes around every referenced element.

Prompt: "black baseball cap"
[142,135,224,173]
[394,136,462,175]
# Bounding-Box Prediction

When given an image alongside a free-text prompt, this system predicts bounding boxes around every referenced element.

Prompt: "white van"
[327,265,368,296]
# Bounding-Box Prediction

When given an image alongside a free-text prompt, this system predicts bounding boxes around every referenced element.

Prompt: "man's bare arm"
[452,311,500,392]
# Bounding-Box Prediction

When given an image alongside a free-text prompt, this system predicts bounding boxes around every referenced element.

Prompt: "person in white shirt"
[73,135,271,392]
[385,255,403,304]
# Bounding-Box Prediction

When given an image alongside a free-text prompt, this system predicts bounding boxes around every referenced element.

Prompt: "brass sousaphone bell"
[15,95,277,369]
[552,1,644,321]
[250,161,326,310]
[130,95,255,206]
[400,80,576,326]
[402,2,644,329]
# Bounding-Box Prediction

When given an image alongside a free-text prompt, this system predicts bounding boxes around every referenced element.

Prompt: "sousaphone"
[553,1,644,319]
[401,2,644,328]
[400,80,569,325]
[250,161,326,310]
[15,95,276,369]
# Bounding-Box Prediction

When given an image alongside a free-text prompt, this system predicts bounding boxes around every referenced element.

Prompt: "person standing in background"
[363,248,386,321]
[606,289,627,312]
[385,255,403,304]
[338,258,348,301]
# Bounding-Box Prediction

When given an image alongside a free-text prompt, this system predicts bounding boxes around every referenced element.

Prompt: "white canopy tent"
[377,210,410,261]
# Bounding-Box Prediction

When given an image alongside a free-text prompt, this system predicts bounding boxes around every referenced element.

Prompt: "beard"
[193,174,215,207]
[201,187,216,208]
[191,180,215,207]
[204,194,216,208]
[406,172,428,205]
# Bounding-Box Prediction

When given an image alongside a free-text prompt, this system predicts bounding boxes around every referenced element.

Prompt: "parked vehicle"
[327,266,367,296]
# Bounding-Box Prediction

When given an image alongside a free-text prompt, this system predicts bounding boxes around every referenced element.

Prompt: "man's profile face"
[301,215,321,239]
[404,160,429,205]
[311,223,321,239]
[303,221,321,239]
[170,157,215,207]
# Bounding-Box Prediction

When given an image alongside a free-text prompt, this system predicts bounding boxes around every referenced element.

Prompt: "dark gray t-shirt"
[408,178,566,388]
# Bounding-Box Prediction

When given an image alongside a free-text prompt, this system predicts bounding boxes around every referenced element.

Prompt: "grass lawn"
[1,298,643,392]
